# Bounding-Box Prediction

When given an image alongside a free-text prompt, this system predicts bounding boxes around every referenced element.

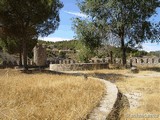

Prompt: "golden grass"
[120,75,160,120]
[0,69,105,120]
[84,69,160,120]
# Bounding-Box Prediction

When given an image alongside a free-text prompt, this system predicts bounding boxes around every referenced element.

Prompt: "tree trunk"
[22,39,28,70]
[121,35,126,66]
[110,51,113,64]
[19,45,22,66]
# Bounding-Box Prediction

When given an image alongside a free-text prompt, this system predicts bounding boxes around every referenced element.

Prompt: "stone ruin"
[49,57,109,71]
[33,43,47,66]
[130,56,160,66]
[90,57,121,64]
[1,43,160,70]
[89,56,160,66]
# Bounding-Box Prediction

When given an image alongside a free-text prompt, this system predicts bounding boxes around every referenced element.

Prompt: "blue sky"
[40,0,160,52]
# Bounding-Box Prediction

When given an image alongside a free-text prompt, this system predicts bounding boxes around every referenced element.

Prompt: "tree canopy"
[73,18,102,51]
[77,0,160,65]
[0,0,63,69]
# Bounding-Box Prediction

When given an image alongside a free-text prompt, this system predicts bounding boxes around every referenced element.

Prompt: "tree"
[0,0,63,69]
[77,0,160,66]
[73,18,103,62]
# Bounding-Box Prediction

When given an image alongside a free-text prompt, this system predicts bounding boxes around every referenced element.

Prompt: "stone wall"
[130,57,160,66]
[90,56,160,66]
[33,44,47,66]
[49,56,160,71]
[50,63,109,71]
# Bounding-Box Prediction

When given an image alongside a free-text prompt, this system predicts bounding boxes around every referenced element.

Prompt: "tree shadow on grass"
[140,67,160,72]
[20,69,131,120]
[21,69,129,84]
[87,72,129,83]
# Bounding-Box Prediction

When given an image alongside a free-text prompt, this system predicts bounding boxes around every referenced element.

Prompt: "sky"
[39,0,160,52]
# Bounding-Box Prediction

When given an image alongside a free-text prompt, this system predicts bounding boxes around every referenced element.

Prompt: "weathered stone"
[59,60,63,64]
[50,63,109,71]
[33,44,47,66]
[70,60,75,64]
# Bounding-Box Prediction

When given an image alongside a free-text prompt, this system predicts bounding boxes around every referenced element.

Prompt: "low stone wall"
[88,77,118,120]
[50,63,109,71]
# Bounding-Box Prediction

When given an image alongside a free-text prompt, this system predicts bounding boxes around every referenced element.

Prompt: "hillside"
[0,39,153,65]
[149,51,160,57]
[38,40,151,60]
[38,40,81,50]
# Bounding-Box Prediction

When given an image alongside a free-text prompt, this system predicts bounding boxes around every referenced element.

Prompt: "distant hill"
[38,39,81,50]
[148,51,160,57]
[38,40,82,60]
[38,39,150,59]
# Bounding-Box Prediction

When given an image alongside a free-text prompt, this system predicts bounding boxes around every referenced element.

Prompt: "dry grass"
[84,68,160,120]
[119,73,160,120]
[0,69,105,120]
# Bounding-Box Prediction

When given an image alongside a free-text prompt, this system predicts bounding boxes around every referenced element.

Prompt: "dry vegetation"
[0,69,105,120]
[85,68,160,120]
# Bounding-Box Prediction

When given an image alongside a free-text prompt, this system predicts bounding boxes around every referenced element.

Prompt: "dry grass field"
[84,68,160,120]
[0,69,105,120]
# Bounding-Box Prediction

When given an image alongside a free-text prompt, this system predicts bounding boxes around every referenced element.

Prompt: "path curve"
[88,77,118,120]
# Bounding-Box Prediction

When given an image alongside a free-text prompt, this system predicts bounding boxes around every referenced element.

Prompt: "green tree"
[76,42,94,63]
[0,37,37,66]
[73,18,102,61]
[0,0,63,69]
[78,0,160,66]
[58,51,66,59]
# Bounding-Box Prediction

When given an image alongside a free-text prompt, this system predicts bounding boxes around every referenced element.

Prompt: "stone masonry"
[33,43,47,66]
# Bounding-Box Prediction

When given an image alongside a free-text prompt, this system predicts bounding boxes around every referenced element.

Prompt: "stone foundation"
[50,63,109,71]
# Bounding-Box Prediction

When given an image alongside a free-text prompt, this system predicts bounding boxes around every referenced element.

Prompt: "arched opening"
[141,59,144,63]
[152,59,154,63]
[135,59,137,63]
[146,59,149,63]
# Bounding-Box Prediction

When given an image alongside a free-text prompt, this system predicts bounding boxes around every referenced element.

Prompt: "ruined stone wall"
[33,44,47,66]
[49,57,109,71]
[48,56,160,71]
[90,56,160,66]
[130,57,160,66]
